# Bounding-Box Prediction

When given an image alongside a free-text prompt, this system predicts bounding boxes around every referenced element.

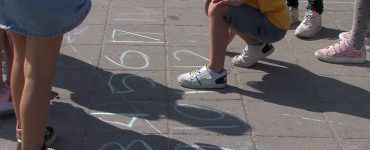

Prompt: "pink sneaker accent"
[315,40,366,63]
[339,31,370,50]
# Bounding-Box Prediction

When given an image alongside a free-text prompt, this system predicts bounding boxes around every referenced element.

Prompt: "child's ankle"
[206,65,223,74]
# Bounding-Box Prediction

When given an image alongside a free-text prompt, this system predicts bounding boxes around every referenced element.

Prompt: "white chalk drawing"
[172,126,240,130]
[65,26,89,44]
[100,140,153,150]
[172,50,209,68]
[175,90,213,94]
[91,112,149,128]
[175,144,233,150]
[104,50,149,69]
[173,104,240,130]
[110,29,163,44]
[174,104,224,121]
[281,114,334,123]
[108,74,155,94]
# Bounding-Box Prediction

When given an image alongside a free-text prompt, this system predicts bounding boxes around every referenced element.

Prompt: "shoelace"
[190,69,201,77]
[302,13,314,26]
[326,41,346,55]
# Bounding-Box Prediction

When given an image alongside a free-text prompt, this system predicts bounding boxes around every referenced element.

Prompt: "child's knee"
[208,3,228,17]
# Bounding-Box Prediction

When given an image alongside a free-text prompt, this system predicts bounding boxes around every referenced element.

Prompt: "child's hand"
[213,0,246,6]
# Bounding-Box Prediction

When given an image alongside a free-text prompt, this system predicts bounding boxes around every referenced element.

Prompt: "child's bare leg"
[10,32,62,150]
[228,28,261,45]
[9,32,26,130]
[207,2,230,73]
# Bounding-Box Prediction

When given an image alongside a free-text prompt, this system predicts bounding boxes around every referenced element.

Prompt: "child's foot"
[16,126,57,150]
[339,31,370,50]
[0,86,13,116]
[295,9,322,38]
[315,39,366,63]
[177,66,227,89]
[289,7,299,24]
[232,43,274,67]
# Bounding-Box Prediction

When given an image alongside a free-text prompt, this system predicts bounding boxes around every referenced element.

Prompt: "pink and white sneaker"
[315,39,366,63]
[338,31,370,50]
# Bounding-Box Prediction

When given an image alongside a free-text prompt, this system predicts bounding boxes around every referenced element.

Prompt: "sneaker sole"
[15,127,57,150]
[179,82,227,89]
[233,46,275,68]
[315,52,366,63]
[295,26,322,38]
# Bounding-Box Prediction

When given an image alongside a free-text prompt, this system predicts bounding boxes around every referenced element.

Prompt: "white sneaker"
[177,66,227,89]
[232,43,274,67]
[289,7,299,24]
[295,10,322,38]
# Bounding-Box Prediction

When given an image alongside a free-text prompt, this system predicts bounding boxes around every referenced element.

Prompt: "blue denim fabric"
[0,0,91,38]
[225,5,287,43]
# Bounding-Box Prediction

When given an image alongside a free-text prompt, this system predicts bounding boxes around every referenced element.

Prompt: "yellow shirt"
[245,0,290,29]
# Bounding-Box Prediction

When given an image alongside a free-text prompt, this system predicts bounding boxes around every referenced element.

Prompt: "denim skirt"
[0,0,91,38]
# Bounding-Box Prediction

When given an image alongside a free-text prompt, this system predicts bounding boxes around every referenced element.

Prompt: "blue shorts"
[226,5,287,43]
[0,0,91,38]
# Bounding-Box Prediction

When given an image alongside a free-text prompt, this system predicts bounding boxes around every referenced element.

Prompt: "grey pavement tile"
[166,25,208,47]
[238,72,315,102]
[0,115,16,135]
[232,42,299,74]
[48,100,89,135]
[339,139,370,150]
[87,102,168,135]
[93,70,168,102]
[285,28,339,51]
[322,103,370,139]
[255,136,340,150]
[166,0,205,8]
[62,25,105,45]
[99,45,166,70]
[58,45,101,70]
[108,7,164,25]
[167,71,242,100]
[110,0,163,8]
[169,135,254,150]
[310,75,370,103]
[167,46,234,71]
[82,6,109,25]
[0,134,16,150]
[82,134,169,150]
[169,100,250,135]
[104,24,164,45]
[166,7,207,26]
[327,11,354,30]
[52,132,84,150]
[52,69,94,102]
[245,101,332,137]
[92,0,110,7]
[323,3,355,12]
